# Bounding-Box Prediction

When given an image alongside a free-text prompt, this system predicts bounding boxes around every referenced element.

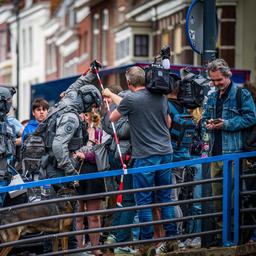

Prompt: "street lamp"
[202,0,217,66]
[12,0,20,119]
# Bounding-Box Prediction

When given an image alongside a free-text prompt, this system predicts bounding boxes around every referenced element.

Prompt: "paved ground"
[164,242,256,256]
[101,242,256,256]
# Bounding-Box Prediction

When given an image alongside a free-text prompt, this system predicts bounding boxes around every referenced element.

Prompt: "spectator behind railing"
[240,81,256,244]
[73,110,105,255]
[21,98,49,142]
[167,81,201,249]
[102,89,138,254]
[103,66,177,255]
[202,59,256,246]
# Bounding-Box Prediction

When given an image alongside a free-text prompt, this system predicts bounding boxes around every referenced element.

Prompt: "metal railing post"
[222,160,232,246]
[233,158,240,244]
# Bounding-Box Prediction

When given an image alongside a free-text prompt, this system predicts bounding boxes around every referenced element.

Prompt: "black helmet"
[0,87,14,117]
[78,85,102,112]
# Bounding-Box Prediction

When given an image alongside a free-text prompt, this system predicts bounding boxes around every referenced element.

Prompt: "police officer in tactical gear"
[40,61,102,187]
[0,86,16,207]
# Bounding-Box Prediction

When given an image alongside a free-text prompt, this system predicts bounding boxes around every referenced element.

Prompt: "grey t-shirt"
[117,88,173,159]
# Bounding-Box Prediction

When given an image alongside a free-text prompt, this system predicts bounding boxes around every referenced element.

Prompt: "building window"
[116,37,130,61]
[25,0,33,9]
[102,9,109,30]
[64,58,77,77]
[93,14,99,59]
[134,34,149,57]
[28,26,33,64]
[0,32,6,62]
[161,32,169,47]
[46,43,56,73]
[102,9,109,65]
[69,8,76,27]
[173,26,182,64]
[80,31,88,54]
[22,28,27,65]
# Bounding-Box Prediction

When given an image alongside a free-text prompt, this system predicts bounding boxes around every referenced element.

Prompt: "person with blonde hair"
[74,109,105,255]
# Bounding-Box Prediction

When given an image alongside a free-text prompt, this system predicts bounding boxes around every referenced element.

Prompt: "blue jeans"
[0,180,7,207]
[133,154,177,240]
[188,156,202,234]
[111,174,136,242]
[132,213,140,240]
[172,150,190,163]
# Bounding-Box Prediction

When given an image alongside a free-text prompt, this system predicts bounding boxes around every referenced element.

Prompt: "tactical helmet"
[78,84,102,112]
[0,87,14,117]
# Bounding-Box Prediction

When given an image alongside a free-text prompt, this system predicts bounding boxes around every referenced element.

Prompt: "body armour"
[36,105,88,153]
[0,120,15,180]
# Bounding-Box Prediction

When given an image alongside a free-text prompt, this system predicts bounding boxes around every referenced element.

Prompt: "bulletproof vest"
[0,120,15,179]
[0,121,15,157]
[37,106,88,153]
[68,118,88,151]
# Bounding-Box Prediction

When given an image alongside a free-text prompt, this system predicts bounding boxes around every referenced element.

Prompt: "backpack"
[21,106,86,177]
[20,107,65,175]
[168,101,196,149]
[145,64,176,94]
[21,133,46,175]
[236,87,256,151]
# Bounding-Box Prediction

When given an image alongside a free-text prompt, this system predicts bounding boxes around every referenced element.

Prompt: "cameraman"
[103,66,177,255]
[167,84,202,249]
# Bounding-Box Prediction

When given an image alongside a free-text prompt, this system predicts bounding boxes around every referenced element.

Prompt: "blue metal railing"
[1,150,256,248]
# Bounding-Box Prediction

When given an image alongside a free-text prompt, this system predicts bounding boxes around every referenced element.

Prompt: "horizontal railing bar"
[240,207,256,213]
[0,195,222,231]
[240,225,256,229]
[240,190,256,196]
[42,230,222,256]
[0,177,222,213]
[240,173,256,179]
[2,150,255,194]
[0,212,222,248]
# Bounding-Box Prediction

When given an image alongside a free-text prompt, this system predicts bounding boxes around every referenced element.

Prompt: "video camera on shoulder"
[177,68,210,109]
[145,46,177,95]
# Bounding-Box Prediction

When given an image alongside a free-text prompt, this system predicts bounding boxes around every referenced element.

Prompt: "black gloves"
[160,45,171,60]
[90,60,102,70]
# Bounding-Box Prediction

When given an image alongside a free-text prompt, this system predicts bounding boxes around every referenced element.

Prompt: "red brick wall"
[77,15,91,73]
[218,5,236,67]
[0,22,10,84]
[90,1,116,66]
[45,36,59,81]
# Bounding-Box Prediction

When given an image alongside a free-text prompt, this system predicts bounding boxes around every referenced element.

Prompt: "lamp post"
[202,0,217,66]
[13,0,19,119]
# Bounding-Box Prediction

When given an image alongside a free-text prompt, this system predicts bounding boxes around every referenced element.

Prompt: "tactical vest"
[0,120,15,180]
[37,106,88,153]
